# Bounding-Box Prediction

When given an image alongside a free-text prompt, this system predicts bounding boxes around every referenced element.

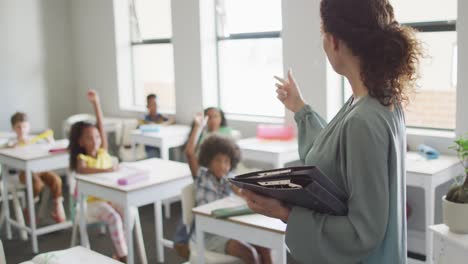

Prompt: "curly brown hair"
[320,0,423,106]
[198,135,241,171]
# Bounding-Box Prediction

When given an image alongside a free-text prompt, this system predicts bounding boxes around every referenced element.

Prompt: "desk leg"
[160,144,169,160]
[1,165,12,239]
[154,201,164,263]
[425,182,436,264]
[78,193,89,248]
[274,238,287,264]
[25,170,38,253]
[273,157,284,169]
[131,139,137,161]
[125,205,134,264]
[195,217,205,264]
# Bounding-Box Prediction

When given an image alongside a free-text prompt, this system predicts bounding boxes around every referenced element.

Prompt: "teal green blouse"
[286,96,407,264]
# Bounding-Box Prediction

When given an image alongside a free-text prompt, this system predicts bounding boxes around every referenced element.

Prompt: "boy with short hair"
[143,94,174,125]
[140,94,175,158]
[9,112,66,223]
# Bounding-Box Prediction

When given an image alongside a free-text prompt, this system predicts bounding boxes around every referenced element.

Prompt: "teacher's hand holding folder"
[233,166,348,222]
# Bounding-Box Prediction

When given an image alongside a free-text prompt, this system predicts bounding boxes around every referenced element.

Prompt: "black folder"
[229,166,348,216]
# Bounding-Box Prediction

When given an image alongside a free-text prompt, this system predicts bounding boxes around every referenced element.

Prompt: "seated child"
[185,116,272,264]
[8,112,65,223]
[69,90,131,262]
[139,93,175,158]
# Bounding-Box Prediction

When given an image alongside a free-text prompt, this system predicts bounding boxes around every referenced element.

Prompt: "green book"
[211,204,254,219]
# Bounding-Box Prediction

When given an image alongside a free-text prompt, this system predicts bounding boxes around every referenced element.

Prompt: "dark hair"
[198,135,240,171]
[11,112,27,127]
[146,94,157,104]
[320,0,422,106]
[68,121,95,170]
[204,107,227,127]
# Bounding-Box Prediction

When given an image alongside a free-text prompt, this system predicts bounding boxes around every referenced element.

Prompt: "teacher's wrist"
[291,100,306,113]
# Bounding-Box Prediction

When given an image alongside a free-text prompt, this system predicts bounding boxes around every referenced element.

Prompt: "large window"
[343,0,457,130]
[130,0,175,113]
[215,0,284,118]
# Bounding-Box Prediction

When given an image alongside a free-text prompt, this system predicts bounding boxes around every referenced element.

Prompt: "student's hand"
[274,69,306,113]
[193,113,208,128]
[87,89,100,104]
[44,129,55,143]
[240,189,291,222]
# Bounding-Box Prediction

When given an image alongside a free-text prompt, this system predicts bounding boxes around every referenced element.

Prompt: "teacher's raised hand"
[274,69,306,113]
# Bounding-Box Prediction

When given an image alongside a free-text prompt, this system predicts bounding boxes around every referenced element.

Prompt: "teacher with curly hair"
[241,0,422,263]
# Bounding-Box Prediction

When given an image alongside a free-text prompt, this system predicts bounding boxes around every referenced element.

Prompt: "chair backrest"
[62,114,95,138]
[120,119,139,147]
[181,183,196,227]
[0,240,6,264]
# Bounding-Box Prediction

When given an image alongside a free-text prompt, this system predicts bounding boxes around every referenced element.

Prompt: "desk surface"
[76,158,191,192]
[0,139,69,161]
[130,124,190,138]
[429,224,468,250]
[237,138,298,153]
[406,152,460,175]
[193,196,286,234]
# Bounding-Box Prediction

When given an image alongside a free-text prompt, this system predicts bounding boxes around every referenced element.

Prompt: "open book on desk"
[229,166,348,216]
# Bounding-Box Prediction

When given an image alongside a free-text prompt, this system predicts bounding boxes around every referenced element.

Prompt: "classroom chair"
[67,168,148,264]
[0,177,28,240]
[181,183,242,264]
[0,240,6,264]
[62,114,95,138]
[117,119,146,162]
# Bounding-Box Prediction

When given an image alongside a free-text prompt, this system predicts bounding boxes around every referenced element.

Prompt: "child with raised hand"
[193,107,232,146]
[7,112,66,223]
[185,115,272,264]
[68,90,128,262]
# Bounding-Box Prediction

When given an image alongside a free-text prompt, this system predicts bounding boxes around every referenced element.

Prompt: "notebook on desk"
[229,166,348,216]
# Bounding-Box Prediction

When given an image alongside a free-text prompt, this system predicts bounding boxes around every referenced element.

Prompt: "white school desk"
[20,246,121,264]
[193,196,287,264]
[130,124,191,160]
[237,137,300,169]
[429,224,468,264]
[406,152,463,264]
[0,140,71,254]
[76,158,192,264]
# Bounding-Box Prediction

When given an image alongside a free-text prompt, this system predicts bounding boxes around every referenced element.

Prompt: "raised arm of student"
[87,89,108,151]
[184,113,205,177]
[275,69,327,160]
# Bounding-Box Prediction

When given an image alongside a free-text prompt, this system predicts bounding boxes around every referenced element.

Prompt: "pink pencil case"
[256,125,294,140]
[49,147,68,153]
[117,171,149,185]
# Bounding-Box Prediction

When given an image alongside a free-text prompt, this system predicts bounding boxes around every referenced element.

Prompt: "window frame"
[341,20,457,132]
[213,1,284,119]
[128,0,176,114]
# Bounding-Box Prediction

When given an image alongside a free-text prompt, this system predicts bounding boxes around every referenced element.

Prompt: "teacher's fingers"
[276,89,288,101]
[287,68,296,83]
[274,76,287,85]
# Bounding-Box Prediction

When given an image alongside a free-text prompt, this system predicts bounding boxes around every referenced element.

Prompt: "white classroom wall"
[0,0,75,134]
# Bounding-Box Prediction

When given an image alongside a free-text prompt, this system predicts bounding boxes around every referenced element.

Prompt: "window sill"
[119,105,176,115]
[406,127,455,140]
[225,113,284,124]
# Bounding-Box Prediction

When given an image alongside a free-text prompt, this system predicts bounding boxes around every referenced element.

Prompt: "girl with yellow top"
[68,90,128,262]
